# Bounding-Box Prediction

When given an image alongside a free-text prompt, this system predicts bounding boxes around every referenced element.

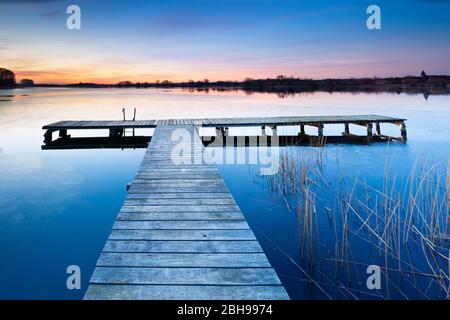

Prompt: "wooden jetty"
[42,115,406,300]
[43,114,407,144]
[83,125,289,300]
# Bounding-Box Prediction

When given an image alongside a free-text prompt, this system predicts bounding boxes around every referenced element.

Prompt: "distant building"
[421,70,428,81]
[20,79,34,87]
[0,68,16,87]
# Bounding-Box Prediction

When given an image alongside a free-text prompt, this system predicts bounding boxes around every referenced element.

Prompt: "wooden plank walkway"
[84,125,289,300]
[43,114,406,130]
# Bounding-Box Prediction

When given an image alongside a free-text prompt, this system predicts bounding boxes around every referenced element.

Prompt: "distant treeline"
[2,66,450,96]
[32,74,450,96]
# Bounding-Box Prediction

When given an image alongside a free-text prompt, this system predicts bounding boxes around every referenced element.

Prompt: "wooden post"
[376,123,381,136]
[44,130,53,143]
[109,128,124,138]
[133,109,136,137]
[271,126,277,136]
[344,123,350,135]
[59,129,68,138]
[366,123,373,143]
[299,124,305,135]
[317,123,324,137]
[367,123,373,137]
[400,121,407,141]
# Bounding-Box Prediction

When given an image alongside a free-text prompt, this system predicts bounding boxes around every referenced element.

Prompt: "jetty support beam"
[261,125,267,136]
[367,123,373,137]
[299,124,305,135]
[376,123,381,136]
[344,123,350,135]
[400,121,407,141]
[44,129,54,143]
[215,127,229,136]
[270,126,277,136]
[109,128,124,139]
[317,123,324,137]
[59,129,69,139]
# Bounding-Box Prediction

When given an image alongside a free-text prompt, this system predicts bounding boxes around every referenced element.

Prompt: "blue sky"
[1,0,449,83]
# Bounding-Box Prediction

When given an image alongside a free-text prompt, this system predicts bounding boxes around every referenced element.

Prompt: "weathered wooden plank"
[130,180,225,186]
[116,211,245,221]
[123,198,236,206]
[97,252,271,267]
[128,181,227,188]
[138,165,217,169]
[132,179,224,184]
[90,267,281,285]
[120,205,240,213]
[141,157,206,161]
[125,192,233,199]
[109,229,256,240]
[103,240,263,253]
[135,173,222,179]
[137,168,218,173]
[84,284,289,300]
[135,172,220,177]
[137,165,217,174]
[127,187,230,193]
[112,220,248,230]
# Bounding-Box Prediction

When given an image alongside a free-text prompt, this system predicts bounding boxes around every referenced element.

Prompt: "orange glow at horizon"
[11,62,418,84]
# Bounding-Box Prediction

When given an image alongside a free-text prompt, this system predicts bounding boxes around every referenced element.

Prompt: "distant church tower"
[421,70,428,80]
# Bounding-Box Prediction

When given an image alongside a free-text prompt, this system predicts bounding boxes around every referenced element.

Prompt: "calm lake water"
[0,88,448,299]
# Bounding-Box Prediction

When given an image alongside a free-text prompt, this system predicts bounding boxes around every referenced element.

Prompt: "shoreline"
[2,84,450,97]
[3,75,450,94]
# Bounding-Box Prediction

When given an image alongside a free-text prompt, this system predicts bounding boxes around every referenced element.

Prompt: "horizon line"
[20,73,450,86]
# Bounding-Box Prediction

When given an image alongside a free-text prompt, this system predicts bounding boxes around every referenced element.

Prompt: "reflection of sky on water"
[219,141,448,299]
[0,88,448,299]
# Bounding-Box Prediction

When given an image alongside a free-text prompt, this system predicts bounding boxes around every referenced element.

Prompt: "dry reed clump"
[267,149,449,299]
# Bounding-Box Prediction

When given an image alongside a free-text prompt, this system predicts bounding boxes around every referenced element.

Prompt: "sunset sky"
[1,0,450,84]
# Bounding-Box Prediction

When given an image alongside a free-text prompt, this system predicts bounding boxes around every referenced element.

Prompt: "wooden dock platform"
[43,115,407,146]
[42,115,407,300]
[83,125,290,300]
[43,115,406,130]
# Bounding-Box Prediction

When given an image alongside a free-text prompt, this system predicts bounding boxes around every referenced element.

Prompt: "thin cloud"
[40,9,60,18]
